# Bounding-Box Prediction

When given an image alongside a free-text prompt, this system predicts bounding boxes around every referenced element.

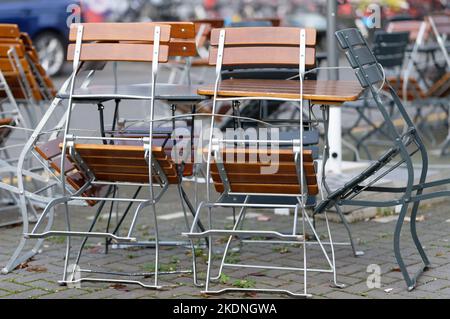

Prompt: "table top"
[57,83,207,103]
[197,79,363,104]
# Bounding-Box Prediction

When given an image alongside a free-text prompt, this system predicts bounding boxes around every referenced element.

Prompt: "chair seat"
[57,83,207,103]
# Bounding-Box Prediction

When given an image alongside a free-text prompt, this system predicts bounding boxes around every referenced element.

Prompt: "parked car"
[0,0,80,76]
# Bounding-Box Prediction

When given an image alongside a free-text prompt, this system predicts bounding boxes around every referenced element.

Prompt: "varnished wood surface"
[208,46,316,67]
[210,27,316,46]
[0,24,20,38]
[209,148,318,195]
[69,23,171,42]
[67,43,169,62]
[198,79,363,103]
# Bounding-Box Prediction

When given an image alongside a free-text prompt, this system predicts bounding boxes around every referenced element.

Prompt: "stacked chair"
[0,24,57,227]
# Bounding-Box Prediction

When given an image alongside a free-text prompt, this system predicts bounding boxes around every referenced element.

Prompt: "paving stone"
[1,191,450,299]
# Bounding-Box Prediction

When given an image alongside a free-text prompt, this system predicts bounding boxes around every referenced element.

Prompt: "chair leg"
[150,201,160,288]
[2,196,57,274]
[60,202,72,285]
[68,198,110,283]
[409,201,431,269]
[177,184,202,287]
[211,202,248,281]
[393,202,428,291]
[333,203,364,257]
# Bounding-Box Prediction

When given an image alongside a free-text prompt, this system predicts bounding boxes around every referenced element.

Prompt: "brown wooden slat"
[34,139,107,206]
[211,162,315,175]
[168,39,197,57]
[66,143,192,183]
[387,76,426,100]
[67,43,169,62]
[386,21,430,41]
[0,24,20,38]
[0,43,24,58]
[0,57,31,73]
[211,148,313,163]
[209,46,316,67]
[211,172,317,185]
[428,14,450,35]
[214,183,318,195]
[198,79,362,102]
[210,27,316,46]
[69,23,171,42]
[156,22,196,39]
[0,118,14,126]
[426,72,450,97]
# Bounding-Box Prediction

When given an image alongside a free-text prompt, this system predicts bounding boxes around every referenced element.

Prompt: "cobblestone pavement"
[0,182,449,299]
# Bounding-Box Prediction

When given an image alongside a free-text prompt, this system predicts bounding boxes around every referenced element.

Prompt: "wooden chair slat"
[209,46,316,67]
[0,24,20,38]
[0,43,24,57]
[69,23,171,42]
[210,27,316,46]
[214,183,318,195]
[157,22,196,39]
[67,43,169,62]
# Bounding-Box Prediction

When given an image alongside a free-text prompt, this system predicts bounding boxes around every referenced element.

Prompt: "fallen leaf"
[436,252,444,257]
[110,284,129,291]
[26,266,47,273]
[257,215,271,222]
[404,215,426,223]
[391,267,401,272]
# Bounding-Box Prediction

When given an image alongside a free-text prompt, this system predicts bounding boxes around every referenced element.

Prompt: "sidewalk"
[0,184,449,299]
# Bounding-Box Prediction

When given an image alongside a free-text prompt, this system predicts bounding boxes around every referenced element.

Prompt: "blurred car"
[0,0,80,76]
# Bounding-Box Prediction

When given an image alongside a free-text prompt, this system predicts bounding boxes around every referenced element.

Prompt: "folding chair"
[316,28,450,291]
[19,22,205,289]
[184,27,339,298]
[20,32,56,101]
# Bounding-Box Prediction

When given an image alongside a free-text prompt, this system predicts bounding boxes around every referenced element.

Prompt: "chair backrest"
[0,24,42,101]
[209,27,317,69]
[372,31,409,68]
[336,28,418,134]
[209,147,318,195]
[386,20,429,42]
[427,14,450,37]
[67,23,171,63]
[336,28,384,89]
[20,32,56,97]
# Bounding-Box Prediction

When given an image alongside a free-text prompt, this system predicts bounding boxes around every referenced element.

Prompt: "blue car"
[0,0,81,75]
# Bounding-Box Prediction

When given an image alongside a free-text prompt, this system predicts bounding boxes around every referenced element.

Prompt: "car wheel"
[34,31,66,77]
